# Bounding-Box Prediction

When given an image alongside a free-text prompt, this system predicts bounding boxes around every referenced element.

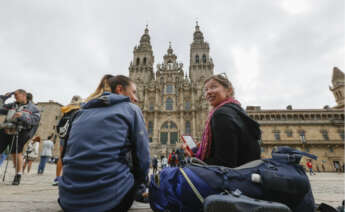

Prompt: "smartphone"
[181,135,197,155]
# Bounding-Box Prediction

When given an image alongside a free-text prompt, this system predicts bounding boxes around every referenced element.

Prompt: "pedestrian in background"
[23,136,40,174]
[168,150,177,167]
[161,156,168,169]
[306,160,315,175]
[53,95,82,186]
[37,135,54,175]
[152,155,158,175]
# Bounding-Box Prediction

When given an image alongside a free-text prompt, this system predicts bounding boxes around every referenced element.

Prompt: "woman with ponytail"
[185,73,261,168]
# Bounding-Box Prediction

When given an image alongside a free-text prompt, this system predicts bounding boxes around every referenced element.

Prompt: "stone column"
[153,88,160,144]
[179,87,184,135]
[191,87,196,138]
[143,87,148,111]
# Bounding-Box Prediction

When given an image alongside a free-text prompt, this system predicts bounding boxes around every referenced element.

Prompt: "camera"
[0,108,27,134]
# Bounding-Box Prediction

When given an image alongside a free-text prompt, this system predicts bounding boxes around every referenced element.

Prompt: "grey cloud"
[0,0,343,109]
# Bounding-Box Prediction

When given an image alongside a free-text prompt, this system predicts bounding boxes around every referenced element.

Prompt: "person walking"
[161,156,168,169]
[168,150,177,167]
[176,147,185,167]
[37,135,54,175]
[23,136,40,174]
[152,156,158,175]
[306,160,315,175]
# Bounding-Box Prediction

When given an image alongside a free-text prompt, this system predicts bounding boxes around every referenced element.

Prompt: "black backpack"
[56,109,79,139]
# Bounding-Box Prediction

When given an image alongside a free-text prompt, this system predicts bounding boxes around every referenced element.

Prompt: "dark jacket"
[58,93,150,212]
[0,95,40,139]
[204,103,261,168]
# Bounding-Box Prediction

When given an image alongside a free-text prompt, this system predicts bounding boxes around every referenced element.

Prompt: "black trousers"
[0,129,30,154]
[108,185,136,212]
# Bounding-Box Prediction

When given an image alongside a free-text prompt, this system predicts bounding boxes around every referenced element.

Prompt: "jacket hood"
[82,92,130,109]
[225,103,261,140]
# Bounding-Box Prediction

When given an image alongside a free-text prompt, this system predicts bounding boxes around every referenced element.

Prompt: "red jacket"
[306,162,312,169]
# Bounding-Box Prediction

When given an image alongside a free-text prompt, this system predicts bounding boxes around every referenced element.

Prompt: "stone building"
[129,24,344,171]
[34,101,62,157]
[247,67,344,172]
[129,23,213,156]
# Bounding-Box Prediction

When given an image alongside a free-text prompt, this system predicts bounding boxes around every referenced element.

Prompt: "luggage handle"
[179,168,205,204]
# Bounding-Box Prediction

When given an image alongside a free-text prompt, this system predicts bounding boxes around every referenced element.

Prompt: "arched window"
[185,101,191,110]
[148,121,153,136]
[149,103,154,111]
[185,121,191,135]
[143,57,147,65]
[160,121,178,145]
[202,54,207,63]
[170,122,177,129]
[166,98,173,110]
[160,132,168,144]
[136,58,140,65]
[195,55,199,64]
[166,85,173,94]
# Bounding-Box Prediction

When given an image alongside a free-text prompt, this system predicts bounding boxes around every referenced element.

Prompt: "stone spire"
[331,67,345,87]
[129,25,155,84]
[189,22,213,83]
[163,42,177,64]
[329,67,344,108]
[193,21,204,43]
[138,25,152,50]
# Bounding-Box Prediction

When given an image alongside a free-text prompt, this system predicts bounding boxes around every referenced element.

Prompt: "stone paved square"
[0,162,344,211]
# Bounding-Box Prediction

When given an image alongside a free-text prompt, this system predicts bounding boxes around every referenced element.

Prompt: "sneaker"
[12,174,21,185]
[204,190,291,212]
[52,177,59,186]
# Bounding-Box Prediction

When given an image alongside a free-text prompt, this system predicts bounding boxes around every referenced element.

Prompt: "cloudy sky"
[0,0,343,109]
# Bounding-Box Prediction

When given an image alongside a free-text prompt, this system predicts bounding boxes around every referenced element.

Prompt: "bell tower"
[129,25,155,85]
[189,22,214,84]
[329,67,345,108]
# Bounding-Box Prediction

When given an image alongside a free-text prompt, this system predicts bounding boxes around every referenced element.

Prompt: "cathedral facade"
[9,24,341,172]
[129,24,213,156]
[128,25,344,171]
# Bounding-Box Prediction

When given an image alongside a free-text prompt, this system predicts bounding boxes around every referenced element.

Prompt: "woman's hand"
[182,143,193,157]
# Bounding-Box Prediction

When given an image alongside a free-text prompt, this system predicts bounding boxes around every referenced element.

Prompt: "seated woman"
[185,74,261,168]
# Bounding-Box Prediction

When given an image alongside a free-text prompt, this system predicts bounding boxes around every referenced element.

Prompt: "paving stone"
[0,162,343,211]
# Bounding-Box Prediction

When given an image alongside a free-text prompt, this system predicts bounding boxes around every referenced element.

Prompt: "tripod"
[2,128,20,183]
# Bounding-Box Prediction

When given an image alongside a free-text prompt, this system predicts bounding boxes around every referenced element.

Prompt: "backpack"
[56,109,79,139]
[149,146,316,212]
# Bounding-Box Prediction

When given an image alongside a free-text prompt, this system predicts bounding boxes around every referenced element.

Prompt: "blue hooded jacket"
[58,93,150,211]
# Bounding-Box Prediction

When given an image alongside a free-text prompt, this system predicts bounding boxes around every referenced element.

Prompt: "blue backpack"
[149,146,317,212]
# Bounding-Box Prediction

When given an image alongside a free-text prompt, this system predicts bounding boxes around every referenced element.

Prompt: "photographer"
[0,89,40,185]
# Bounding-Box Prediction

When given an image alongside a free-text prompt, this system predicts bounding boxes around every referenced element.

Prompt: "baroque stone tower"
[129,23,213,156]
[189,22,214,84]
[329,67,344,109]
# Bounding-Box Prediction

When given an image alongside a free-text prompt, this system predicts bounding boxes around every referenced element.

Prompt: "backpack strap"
[60,110,80,164]
[179,168,204,204]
